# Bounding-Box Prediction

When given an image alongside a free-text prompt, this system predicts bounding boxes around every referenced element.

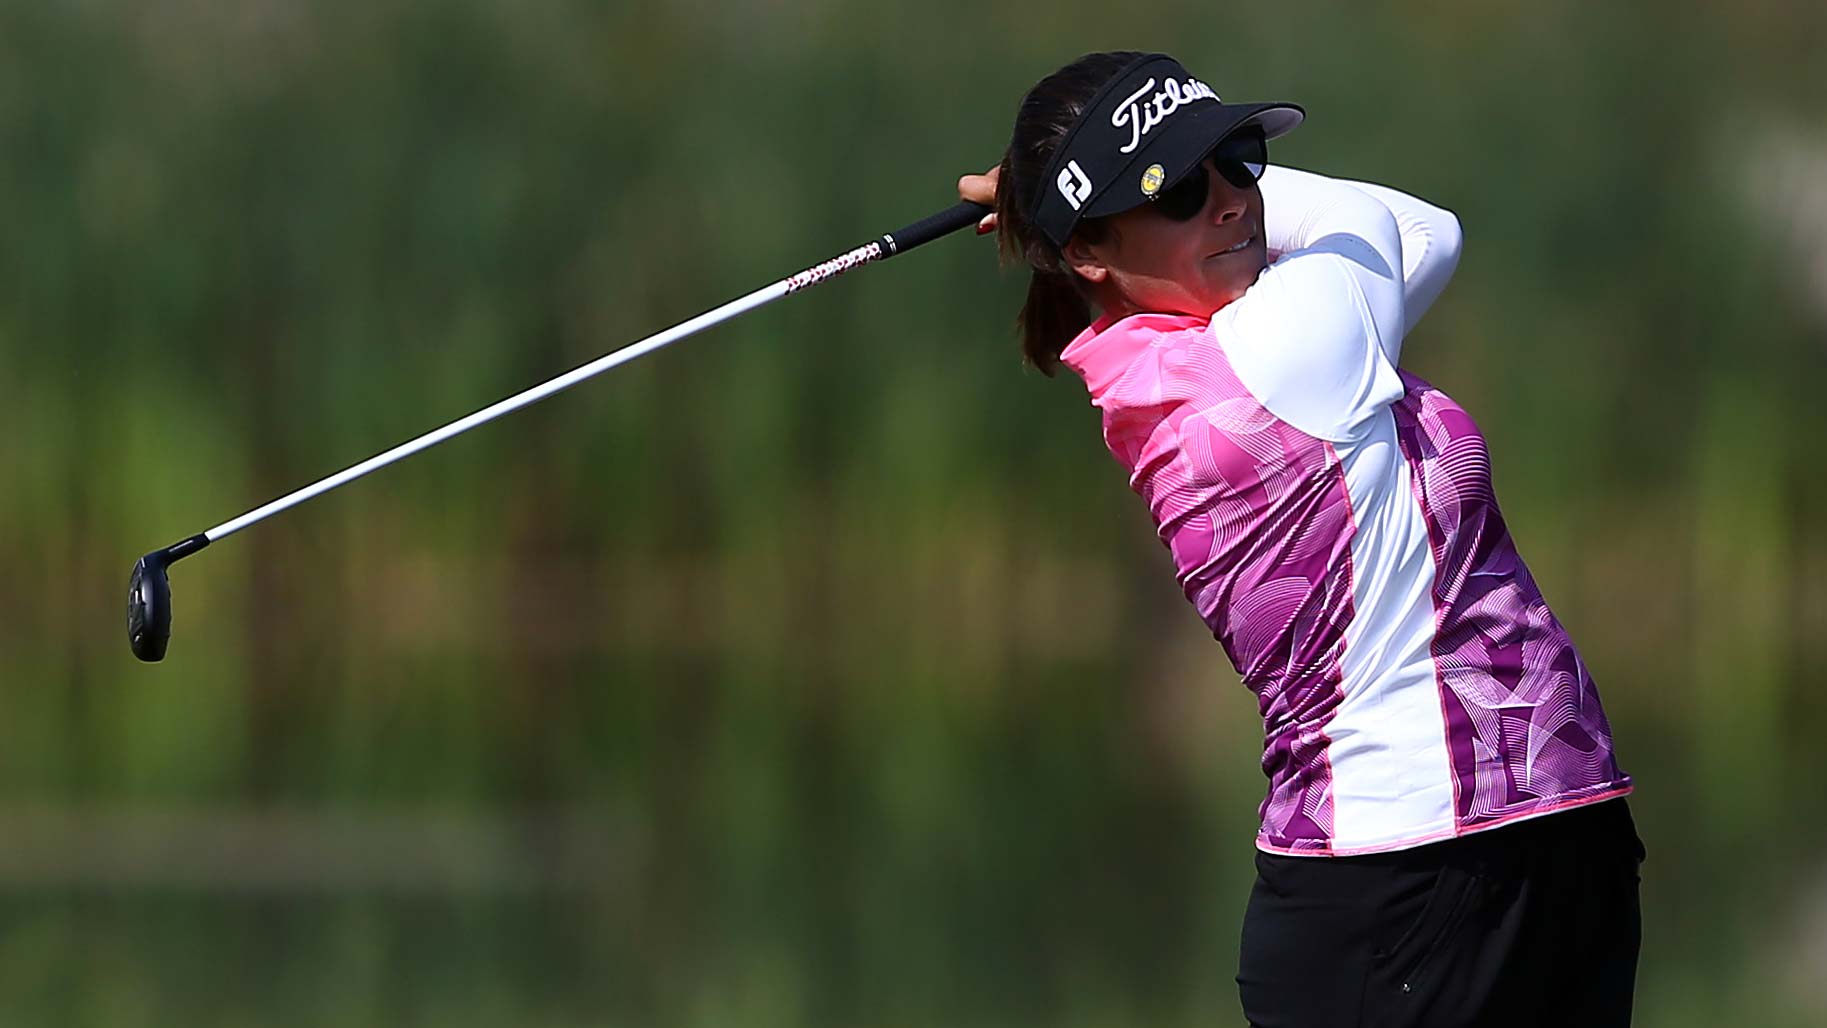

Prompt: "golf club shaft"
[199,201,988,544]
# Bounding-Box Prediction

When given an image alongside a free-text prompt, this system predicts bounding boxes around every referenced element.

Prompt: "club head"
[128,551,173,662]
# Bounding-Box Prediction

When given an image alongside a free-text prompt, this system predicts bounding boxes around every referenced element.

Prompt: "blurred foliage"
[2,0,1825,1024]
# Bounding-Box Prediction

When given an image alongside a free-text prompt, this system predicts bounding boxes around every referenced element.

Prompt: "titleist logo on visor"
[1112,76,1220,153]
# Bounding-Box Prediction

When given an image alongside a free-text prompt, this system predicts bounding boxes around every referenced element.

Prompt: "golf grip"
[879,201,992,257]
[784,200,992,294]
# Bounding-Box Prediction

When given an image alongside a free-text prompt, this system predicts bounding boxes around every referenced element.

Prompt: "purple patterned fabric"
[1390,371,1631,826]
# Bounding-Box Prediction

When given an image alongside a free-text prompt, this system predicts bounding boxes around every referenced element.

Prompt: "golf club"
[128,199,992,662]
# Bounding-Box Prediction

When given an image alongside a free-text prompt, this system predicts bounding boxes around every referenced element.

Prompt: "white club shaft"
[201,246,873,544]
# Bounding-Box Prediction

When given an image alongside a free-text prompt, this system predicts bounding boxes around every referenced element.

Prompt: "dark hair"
[997,51,1140,375]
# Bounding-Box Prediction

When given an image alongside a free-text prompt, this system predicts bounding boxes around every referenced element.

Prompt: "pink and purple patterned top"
[1059,167,1631,856]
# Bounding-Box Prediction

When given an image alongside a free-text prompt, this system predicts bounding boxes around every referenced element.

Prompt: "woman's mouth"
[1211,233,1255,258]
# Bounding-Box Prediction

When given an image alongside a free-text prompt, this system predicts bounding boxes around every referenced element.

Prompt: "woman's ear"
[1061,235,1110,283]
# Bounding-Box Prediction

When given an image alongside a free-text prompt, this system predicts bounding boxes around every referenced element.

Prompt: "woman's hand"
[957,165,1000,235]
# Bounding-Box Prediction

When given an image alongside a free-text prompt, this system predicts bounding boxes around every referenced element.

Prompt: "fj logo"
[1057,160,1093,211]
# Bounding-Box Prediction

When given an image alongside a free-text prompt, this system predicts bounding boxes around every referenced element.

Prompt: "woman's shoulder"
[1062,311,1218,398]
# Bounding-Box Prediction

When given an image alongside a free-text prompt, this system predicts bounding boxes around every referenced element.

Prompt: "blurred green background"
[3,0,1825,1024]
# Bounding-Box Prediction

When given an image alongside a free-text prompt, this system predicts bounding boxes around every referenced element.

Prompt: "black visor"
[1030,54,1304,248]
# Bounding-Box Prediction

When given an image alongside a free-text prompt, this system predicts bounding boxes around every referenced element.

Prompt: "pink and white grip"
[783,242,884,294]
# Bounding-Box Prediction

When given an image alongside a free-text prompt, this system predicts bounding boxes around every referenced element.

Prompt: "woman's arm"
[1340,177,1462,334]
[1259,166,1462,340]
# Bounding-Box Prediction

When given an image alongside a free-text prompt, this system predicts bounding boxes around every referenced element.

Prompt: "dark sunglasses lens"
[1148,128,1269,221]
[1212,128,1268,189]
[1154,163,1209,221]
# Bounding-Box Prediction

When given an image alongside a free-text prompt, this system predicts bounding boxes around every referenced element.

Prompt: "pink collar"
[1058,310,1212,397]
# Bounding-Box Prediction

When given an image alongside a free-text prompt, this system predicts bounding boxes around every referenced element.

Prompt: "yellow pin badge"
[1140,163,1166,198]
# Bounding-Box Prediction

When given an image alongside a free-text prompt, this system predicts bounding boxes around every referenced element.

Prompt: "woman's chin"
[1205,259,1268,311]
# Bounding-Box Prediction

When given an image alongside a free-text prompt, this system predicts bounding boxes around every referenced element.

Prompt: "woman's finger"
[956,165,1001,204]
[958,165,1001,236]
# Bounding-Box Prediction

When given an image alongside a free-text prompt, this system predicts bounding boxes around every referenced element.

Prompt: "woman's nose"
[1208,162,1248,224]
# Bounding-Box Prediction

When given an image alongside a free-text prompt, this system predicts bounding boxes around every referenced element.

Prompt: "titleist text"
[1112,76,1220,154]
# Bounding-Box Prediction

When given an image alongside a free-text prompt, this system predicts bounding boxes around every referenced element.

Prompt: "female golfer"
[959,52,1644,1027]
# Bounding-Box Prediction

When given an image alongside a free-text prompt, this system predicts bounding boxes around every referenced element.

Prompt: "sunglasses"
[1150,126,1269,221]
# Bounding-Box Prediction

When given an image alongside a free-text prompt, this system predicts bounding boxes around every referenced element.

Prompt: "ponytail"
[1017,271,1093,376]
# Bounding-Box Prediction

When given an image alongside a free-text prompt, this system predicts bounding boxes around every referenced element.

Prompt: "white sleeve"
[1340,178,1463,339]
[1260,166,1464,355]
[1212,167,1406,443]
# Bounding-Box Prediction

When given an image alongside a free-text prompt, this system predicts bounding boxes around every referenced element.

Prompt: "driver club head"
[126,534,210,663]
[128,551,173,662]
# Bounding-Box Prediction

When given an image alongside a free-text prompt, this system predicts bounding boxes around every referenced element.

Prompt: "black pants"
[1237,799,1645,1028]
